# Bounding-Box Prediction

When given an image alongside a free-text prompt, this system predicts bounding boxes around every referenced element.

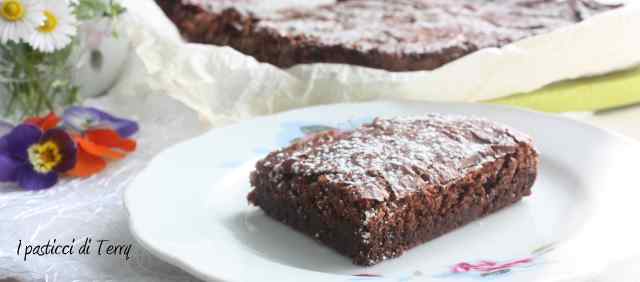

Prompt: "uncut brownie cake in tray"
[156,0,620,71]
[248,115,539,266]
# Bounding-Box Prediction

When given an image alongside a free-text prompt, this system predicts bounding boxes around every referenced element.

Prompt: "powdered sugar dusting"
[182,0,335,15]
[267,114,531,201]
[254,0,617,54]
[363,208,377,225]
[179,0,620,59]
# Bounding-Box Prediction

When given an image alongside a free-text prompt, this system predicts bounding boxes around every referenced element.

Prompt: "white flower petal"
[26,0,77,52]
[0,0,44,43]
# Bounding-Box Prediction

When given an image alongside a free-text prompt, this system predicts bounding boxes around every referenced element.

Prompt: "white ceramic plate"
[125,101,640,282]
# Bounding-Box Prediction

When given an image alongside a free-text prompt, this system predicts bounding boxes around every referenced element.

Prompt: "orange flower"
[66,129,137,178]
[25,112,61,131]
[22,109,139,179]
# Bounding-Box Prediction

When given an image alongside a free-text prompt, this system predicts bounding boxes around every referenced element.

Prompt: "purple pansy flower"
[0,124,77,190]
[0,120,12,135]
[63,106,139,137]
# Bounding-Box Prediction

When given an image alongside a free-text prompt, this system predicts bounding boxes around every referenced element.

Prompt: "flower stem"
[2,42,80,121]
[4,84,16,116]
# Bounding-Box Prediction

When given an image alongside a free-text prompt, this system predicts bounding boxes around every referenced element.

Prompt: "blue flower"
[63,106,139,138]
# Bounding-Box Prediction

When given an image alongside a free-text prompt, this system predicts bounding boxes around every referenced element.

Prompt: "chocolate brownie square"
[248,115,539,265]
[156,0,620,71]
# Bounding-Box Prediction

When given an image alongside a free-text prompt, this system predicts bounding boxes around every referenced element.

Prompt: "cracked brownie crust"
[156,0,620,71]
[248,115,539,265]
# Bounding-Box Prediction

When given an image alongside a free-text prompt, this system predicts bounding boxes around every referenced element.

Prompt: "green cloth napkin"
[489,67,640,112]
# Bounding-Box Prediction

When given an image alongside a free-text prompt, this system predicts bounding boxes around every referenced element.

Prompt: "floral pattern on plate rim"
[220,117,373,168]
[346,243,556,281]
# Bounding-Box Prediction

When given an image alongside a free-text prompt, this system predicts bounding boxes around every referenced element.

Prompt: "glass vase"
[0,42,80,124]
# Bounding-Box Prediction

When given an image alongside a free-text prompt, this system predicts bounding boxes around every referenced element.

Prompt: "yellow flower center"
[38,10,58,33]
[28,141,62,174]
[0,0,25,22]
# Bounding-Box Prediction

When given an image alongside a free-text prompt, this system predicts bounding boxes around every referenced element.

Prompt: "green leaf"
[74,0,109,20]
[65,87,80,106]
[73,0,126,20]
[480,269,511,277]
[106,1,127,18]
[300,125,336,134]
[531,243,556,256]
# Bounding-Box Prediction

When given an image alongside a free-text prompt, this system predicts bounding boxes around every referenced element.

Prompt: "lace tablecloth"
[0,93,209,282]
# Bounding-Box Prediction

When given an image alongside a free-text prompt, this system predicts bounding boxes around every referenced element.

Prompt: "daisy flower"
[0,0,44,43]
[27,0,77,53]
